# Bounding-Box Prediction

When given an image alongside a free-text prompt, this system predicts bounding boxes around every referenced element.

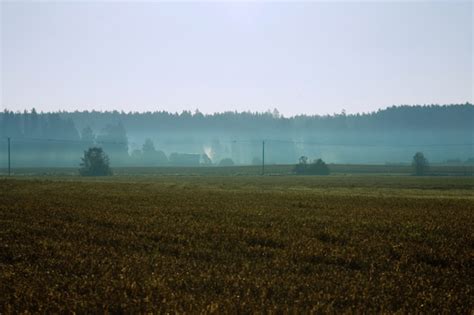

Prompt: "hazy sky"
[1,1,472,116]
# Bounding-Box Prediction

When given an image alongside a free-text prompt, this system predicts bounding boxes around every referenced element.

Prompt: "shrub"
[79,147,112,176]
[308,159,330,175]
[412,152,429,176]
[293,156,308,174]
[294,157,330,175]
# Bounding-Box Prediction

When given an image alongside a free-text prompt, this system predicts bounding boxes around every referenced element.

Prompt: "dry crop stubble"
[0,175,473,312]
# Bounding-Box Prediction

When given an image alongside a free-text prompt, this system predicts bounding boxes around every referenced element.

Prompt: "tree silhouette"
[412,152,429,176]
[293,156,309,174]
[79,147,112,176]
[308,158,330,175]
[294,157,329,175]
[142,138,155,153]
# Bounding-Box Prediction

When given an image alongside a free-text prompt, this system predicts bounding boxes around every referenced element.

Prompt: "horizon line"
[2,102,472,118]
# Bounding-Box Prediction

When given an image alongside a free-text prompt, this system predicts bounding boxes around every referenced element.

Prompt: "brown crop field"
[0,175,473,312]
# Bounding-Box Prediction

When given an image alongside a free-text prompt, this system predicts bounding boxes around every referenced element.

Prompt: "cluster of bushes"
[293,156,330,175]
[292,152,431,176]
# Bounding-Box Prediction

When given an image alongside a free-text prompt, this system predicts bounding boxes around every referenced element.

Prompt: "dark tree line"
[0,110,130,166]
[2,104,472,142]
[1,104,473,166]
[55,103,473,134]
[1,109,79,140]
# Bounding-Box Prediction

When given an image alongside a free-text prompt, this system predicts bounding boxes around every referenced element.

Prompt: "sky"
[1,1,472,117]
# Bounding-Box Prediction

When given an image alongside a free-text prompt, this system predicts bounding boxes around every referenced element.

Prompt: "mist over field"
[1,1,474,312]
[1,104,473,168]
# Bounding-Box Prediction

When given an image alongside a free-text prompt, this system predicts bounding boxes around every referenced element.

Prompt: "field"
[0,174,473,312]
[1,162,473,177]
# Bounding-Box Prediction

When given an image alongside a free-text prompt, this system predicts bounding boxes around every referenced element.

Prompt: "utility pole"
[7,137,11,176]
[262,140,265,175]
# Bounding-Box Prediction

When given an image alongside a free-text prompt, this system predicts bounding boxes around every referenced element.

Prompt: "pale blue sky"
[1,1,472,116]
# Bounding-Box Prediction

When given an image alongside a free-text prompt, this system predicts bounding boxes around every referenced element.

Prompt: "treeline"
[0,109,127,166]
[0,110,215,166]
[0,104,473,166]
[1,109,79,140]
[2,103,472,139]
[58,103,473,134]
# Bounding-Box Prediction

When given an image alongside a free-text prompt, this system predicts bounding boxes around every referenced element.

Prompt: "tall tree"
[412,152,429,176]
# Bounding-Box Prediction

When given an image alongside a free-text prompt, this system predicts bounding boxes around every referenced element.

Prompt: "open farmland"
[1,163,473,177]
[0,175,473,312]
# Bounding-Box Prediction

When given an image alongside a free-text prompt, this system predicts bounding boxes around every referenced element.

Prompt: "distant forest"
[1,103,473,167]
